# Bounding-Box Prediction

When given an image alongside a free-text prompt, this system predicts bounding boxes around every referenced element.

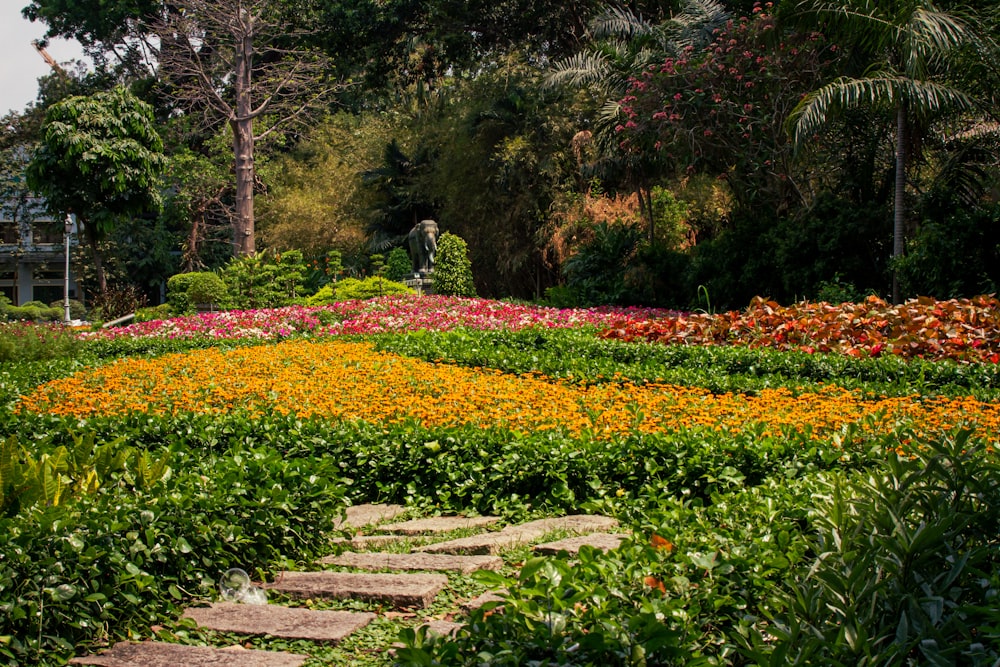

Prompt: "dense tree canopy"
[26,86,166,296]
[11,0,1000,307]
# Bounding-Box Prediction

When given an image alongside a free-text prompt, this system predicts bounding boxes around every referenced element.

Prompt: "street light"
[64,213,73,323]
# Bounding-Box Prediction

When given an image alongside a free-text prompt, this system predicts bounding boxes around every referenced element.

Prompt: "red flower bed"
[600,295,1000,363]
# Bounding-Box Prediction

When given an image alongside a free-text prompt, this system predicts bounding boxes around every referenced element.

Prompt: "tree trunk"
[892,102,907,304]
[636,184,655,244]
[88,231,107,296]
[231,18,256,256]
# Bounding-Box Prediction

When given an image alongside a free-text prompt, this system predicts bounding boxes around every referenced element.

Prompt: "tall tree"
[787,0,989,303]
[26,86,166,296]
[154,0,338,256]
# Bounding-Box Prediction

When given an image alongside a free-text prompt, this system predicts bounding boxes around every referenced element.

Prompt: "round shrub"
[385,247,413,282]
[48,299,87,321]
[166,272,200,314]
[186,272,229,307]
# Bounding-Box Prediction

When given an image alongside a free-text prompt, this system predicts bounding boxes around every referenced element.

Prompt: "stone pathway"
[71,505,624,666]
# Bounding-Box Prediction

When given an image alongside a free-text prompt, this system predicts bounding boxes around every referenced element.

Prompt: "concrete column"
[17,262,33,305]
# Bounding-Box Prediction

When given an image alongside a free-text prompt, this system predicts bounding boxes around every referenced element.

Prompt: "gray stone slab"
[461,590,506,614]
[379,515,499,535]
[422,620,464,637]
[533,533,627,556]
[265,571,448,609]
[182,602,376,642]
[334,503,408,529]
[69,642,308,667]
[327,534,414,550]
[320,551,504,574]
[420,515,619,555]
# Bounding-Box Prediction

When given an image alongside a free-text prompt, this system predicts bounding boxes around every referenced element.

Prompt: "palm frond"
[789,75,976,146]
[544,52,612,91]
[670,0,729,51]
[591,5,652,41]
[904,7,975,76]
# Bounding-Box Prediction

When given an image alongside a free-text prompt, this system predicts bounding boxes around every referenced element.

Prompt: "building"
[0,198,79,306]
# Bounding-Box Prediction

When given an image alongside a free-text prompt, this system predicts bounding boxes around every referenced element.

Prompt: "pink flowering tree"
[616,3,840,216]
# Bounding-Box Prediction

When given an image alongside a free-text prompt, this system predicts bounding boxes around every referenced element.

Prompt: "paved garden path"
[70,504,625,666]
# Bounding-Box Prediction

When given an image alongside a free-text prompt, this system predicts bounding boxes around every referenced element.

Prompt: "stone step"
[265,571,448,609]
[319,551,504,574]
[420,514,619,555]
[329,534,416,550]
[182,602,376,642]
[461,590,506,614]
[69,641,308,666]
[334,503,408,529]
[378,515,500,535]
[533,533,627,556]
[421,619,464,637]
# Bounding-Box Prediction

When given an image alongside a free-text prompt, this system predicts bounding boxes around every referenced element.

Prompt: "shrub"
[89,285,148,322]
[48,299,87,321]
[336,277,413,301]
[562,221,642,306]
[0,322,81,362]
[185,272,229,308]
[134,304,172,323]
[165,273,202,315]
[896,202,1000,299]
[385,246,413,282]
[221,250,307,310]
[433,232,476,297]
[304,277,414,304]
[1,299,64,322]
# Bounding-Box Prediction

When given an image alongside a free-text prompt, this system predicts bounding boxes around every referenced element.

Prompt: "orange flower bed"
[18,340,1000,441]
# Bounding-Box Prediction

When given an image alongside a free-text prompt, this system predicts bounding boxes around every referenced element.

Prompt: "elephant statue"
[408,219,439,275]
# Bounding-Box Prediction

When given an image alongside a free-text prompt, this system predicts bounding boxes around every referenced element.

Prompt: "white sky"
[1,0,88,117]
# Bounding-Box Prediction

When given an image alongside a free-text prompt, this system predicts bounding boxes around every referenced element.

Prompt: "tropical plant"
[787,0,994,303]
[221,250,308,310]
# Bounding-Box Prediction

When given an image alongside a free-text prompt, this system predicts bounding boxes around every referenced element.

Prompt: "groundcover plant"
[0,295,997,666]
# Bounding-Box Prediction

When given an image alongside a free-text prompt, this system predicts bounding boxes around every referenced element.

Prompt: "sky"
[0,0,88,117]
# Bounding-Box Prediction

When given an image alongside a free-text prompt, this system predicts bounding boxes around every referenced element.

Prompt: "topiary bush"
[433,232,476,297]
[305,277,413,304]
[2,300,63,322]
[166,272,203,315]
[385,246,413,282]
[185,272,229,309]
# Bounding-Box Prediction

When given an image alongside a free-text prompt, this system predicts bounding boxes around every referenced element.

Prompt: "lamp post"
[63,213,73,323]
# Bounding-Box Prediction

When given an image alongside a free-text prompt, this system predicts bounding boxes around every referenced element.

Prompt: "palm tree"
[787,0,990,303]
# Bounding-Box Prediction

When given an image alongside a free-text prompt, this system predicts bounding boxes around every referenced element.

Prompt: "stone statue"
[408,219,439,275]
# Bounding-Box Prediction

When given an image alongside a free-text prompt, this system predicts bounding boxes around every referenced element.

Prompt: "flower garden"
[1,294,998,665]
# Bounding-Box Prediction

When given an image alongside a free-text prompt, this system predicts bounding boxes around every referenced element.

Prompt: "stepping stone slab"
[265,571,448,609]
[334,503,408,529]
[421,515,619,555]
[422,620,464,637]
[69,642,307,666]
[182,602,376,642]
[328,534,414,550]
[533,533,627,556]
[461,590,506,614]
[379,516,499,535]
[320,552,504,574]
